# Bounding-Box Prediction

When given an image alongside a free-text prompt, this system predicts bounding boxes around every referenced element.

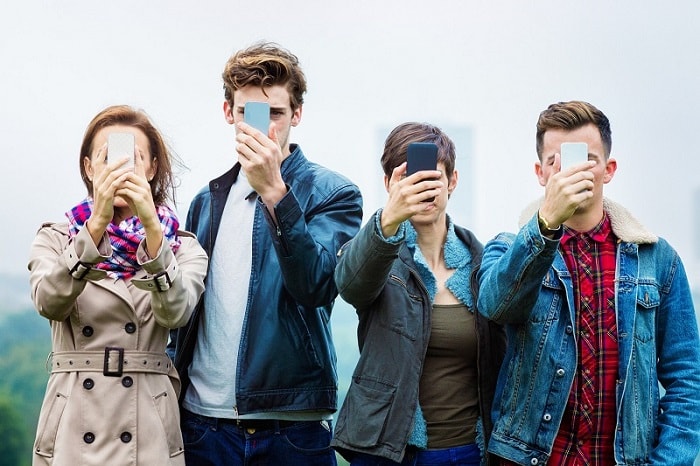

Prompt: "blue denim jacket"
[477,198,700,465]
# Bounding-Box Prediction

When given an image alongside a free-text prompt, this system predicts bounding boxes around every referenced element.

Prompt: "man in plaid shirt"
[477,100,700,465]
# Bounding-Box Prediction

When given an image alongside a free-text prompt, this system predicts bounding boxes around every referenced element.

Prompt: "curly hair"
[222,41,307,111]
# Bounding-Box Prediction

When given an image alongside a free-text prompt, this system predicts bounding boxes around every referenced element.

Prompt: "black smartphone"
[406,142,438,202]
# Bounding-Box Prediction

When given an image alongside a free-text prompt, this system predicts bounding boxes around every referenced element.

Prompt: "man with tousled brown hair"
[477,100,700,465]
[168,41,363,466]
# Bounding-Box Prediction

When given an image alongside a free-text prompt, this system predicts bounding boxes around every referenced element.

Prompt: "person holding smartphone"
[29,105,208,466]
[331,122,505,466]
[477,100,700,465]
[168,42,363,466]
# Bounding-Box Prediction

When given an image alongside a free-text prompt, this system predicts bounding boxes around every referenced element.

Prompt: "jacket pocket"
[153,390,185,458]
[337,378,395,448]
[34,391,68,458]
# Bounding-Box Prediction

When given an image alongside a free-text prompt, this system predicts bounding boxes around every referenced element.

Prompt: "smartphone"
[107,132,135,170]
[406,142,439,202]
[560,142,588,171]
[244,101,270,135]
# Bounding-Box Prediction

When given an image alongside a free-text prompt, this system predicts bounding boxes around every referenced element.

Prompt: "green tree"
[0,392,30,466]
[0,309,51,466]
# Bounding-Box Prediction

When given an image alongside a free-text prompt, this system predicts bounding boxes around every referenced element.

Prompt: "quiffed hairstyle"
[536,100,612,160]
[222,41,307,111]
[380,122,457,180]
[79,105,177,207]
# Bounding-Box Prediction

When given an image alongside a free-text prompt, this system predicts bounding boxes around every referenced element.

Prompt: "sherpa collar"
[404,219,475,309]
[518,197,658,244]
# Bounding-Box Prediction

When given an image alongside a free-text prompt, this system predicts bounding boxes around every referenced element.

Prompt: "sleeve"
[29,224,110,321]
[650,248,700,464]
[334,211,404,310]
[261,181,363,309]
[476,214,561,324]
[132,234,208,329]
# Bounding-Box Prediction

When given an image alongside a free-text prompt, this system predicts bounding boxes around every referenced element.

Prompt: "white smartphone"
[560,142,588,171]
[107,132,135,170]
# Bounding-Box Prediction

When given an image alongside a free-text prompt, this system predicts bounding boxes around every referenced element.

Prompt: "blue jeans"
[350,444,480,466]
[181,409,337,466]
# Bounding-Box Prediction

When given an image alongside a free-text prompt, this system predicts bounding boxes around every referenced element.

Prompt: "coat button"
[120,432,132,443]
[82,326,94,337]
[83,378,94,390]
[125,322,137,334]
[84,432,95,444]
[530,459,539,465]
[543,413,552,421]
[556,368,565,377]
[122,376,133,388]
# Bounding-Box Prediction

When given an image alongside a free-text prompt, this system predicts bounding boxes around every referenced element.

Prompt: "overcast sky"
[3,1,700,287]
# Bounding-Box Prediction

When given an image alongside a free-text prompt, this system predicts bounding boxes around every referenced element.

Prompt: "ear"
[447,169,459,194]
[223,101,235,125]
[148,157,158,182]
[291,105,302,127]
[603,157,617,184]
[535,161,547,187]
[83,156,94,181]
[383,174,390,193]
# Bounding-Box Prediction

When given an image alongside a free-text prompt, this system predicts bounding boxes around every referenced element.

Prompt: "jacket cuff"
[62,227,110,281]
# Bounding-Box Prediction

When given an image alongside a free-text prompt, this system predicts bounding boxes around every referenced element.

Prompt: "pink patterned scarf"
[66,197,181,279]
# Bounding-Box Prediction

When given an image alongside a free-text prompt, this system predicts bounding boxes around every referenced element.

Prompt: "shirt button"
[82,326,94,337]
[122,376,134,388]
[120,432,132,443]
[543,413,552,421]
[556,368,565,377]
[246,428,256,435]
[530,458,539,465]
[83,378,94,390]
[565,326,573,334]
[125,322,137,334]
[84,432,95,444]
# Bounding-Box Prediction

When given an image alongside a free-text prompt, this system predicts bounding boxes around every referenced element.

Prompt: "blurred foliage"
[0,309,51,466]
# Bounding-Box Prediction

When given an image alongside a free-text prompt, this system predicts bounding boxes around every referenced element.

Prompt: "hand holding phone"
[244,101,271,135]
[560,142,588,171]
[406,142,438,202]
[107,132,135,171]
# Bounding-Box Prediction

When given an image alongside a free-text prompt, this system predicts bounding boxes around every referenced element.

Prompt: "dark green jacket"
[331,211,505,464]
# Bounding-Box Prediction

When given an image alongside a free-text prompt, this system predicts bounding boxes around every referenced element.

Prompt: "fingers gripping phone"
[560,142,588,171]
[244,101,270,135]
[406,142,439,202]
[107,132,135,170]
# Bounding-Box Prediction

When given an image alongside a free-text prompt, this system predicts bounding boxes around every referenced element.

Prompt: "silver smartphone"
[107,132,135,170]
[560,142,588,171]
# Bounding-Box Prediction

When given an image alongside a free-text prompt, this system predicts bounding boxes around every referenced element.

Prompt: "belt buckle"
[103,347,124,377]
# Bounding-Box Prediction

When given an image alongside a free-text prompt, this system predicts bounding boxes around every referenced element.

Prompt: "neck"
[563,202,604,232]
[412,220,448,270]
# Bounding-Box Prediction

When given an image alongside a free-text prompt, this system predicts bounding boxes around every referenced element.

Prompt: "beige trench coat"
[29,222,207,466]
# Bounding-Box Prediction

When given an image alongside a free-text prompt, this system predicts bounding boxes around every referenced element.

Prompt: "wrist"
[537,210,561,236]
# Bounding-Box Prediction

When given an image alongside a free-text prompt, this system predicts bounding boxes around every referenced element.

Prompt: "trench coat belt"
[50,349,172,376]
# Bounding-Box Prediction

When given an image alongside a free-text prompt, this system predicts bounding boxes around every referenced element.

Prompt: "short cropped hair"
[536,100,612,160]
[222,41,307,111]
[380,122,457,181]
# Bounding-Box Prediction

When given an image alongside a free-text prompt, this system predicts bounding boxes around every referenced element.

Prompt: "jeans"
[351,443,480,466]
[181,409,337,466]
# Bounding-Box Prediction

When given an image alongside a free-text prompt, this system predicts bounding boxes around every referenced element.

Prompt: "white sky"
[2,1,700,285]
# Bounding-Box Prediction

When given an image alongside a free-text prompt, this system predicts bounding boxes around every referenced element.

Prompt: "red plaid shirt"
[501,214,618,466]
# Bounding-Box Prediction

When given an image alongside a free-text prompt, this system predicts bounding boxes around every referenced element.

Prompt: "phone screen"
[560,142,588,170]
[107,133,135,170]
[244,101,271,135]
